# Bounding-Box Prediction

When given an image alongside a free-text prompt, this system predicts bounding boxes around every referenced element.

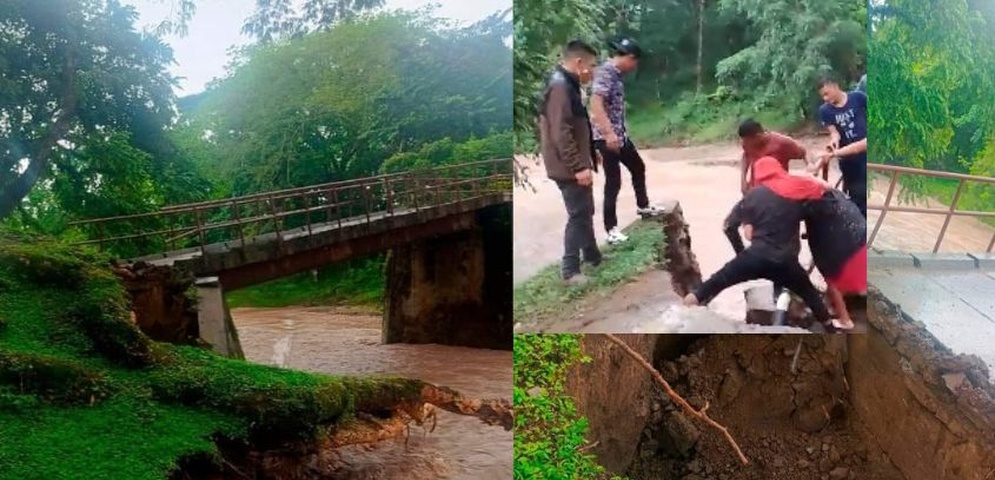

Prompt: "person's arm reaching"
[833,138,866,157]
[547,83,592,185]
[740,153,750,194]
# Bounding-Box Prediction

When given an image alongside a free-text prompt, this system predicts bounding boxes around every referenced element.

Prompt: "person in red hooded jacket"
[684,157,838,331]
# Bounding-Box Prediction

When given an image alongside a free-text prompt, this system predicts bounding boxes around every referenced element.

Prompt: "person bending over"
[589,36,662,245]
[723,119,812,254]
[684,157,834,330]
[539,40,602,285]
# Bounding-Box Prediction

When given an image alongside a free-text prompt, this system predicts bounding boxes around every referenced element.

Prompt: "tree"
[0,0,181,220]
[184,11,512,195]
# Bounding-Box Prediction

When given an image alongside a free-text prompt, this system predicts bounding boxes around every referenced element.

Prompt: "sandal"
[831,318,855,331]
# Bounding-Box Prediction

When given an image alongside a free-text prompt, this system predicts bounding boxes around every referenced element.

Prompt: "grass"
[920,177,995,228]
[513,220,664,324]
[626,95,808,148]
[0,233,426,480]
[225,257,384,309]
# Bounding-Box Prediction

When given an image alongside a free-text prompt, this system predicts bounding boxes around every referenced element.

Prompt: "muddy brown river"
[231,306,512,480]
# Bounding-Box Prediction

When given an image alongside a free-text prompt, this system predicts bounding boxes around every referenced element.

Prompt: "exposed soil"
[563,299,995,480]
[627,335,903,480]
[229,306,513,479]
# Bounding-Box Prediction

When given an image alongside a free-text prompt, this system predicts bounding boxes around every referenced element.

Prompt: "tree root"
[326,383,512,448]
[605,334,750,465]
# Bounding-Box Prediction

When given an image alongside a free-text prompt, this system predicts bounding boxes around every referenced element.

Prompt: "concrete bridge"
[69,159,514,356]
[866,163,995,378]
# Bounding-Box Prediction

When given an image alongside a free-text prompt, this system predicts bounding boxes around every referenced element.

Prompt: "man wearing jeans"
[539,40,602,285]
[814,76,868,218]
[590,36,661,245]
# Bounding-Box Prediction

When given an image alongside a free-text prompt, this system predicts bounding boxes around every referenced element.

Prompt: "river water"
[231,306,513,480]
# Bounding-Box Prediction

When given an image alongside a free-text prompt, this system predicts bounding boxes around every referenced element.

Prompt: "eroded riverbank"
[232,306,513,479]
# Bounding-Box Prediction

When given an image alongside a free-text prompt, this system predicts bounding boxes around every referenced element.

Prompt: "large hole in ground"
[567,324,995,480]
[562,208,995,480]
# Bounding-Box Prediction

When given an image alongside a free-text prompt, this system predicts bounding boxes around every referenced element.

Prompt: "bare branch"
[604,334,749,465]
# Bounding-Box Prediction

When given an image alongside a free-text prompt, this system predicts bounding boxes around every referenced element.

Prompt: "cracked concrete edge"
[910,252,979,270]
[867,250,916,269]
[967,252,995,270]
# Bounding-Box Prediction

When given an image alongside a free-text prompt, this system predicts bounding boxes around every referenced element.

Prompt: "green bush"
[514,334,626,480]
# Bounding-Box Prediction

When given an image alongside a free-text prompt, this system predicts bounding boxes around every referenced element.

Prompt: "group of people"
[538,36,867,332]
[538,37,660,286]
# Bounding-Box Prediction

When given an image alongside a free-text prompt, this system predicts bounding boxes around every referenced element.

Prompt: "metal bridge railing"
[867,163,995,253]
[67,158,513,259]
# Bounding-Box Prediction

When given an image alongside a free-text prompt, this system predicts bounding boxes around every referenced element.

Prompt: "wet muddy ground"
[628,335,905,480]
[231,306,512,480]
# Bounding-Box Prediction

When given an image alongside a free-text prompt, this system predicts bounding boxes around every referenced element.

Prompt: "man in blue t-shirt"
[814,76,867,217]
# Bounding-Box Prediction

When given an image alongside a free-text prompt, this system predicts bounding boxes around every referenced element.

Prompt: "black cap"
[608,36,642,58]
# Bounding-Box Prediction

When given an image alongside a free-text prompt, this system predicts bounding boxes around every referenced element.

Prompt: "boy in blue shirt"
[813,76,867,218]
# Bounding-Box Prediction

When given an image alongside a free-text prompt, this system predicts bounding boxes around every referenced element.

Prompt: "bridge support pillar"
[195,277,245,359]
[383,204,512,350]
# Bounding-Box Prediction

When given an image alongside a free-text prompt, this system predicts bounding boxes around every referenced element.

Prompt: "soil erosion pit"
[567,332,995,480]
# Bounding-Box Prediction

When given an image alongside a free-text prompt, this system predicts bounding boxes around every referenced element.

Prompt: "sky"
[125,0,510,95]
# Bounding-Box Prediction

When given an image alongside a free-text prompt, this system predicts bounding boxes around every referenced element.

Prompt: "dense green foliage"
[869,0,995,212]
[226,257,385,309]
[0,234,425,479]
[514,221,662,326]
[515,0,866,148]
[186,11,511,197]
[0,0,211,222]
[2,2,511,307]
[514,334,625,480]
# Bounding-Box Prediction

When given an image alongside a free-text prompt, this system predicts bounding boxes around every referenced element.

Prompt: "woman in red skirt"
[752,157,866,330]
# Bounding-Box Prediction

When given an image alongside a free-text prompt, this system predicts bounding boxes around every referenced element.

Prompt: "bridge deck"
[869,256,995,379]
[127,193,510,287]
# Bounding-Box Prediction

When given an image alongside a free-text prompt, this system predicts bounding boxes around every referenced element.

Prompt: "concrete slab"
[928,273,995,321]
[968,252,995,270]
[910,252,978,270]
[869,269,995,379]
[868,250,916,269]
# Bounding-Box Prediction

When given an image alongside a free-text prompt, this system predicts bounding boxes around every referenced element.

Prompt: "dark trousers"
[723,199,746,255]
[693,249,831,324]
[842,174,867,219]
[594,138,650,232]
[556,180,601,278]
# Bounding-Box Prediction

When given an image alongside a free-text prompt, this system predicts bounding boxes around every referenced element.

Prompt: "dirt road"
[514,139,840,327]
[867,176,995,252]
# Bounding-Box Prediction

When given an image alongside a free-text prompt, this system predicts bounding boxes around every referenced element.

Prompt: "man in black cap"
[590,36,662,246]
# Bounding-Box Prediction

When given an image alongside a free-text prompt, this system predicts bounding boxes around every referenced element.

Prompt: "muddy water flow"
[232,306,512,480]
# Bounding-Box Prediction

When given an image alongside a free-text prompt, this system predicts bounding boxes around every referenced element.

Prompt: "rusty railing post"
[384,177,394,216]
[167,213,177,251]
[988,231,995,253]
[305,191,314,236]
[231,199,245,248]
[933,178,966,253]
[363,185,372,225]
[194,206,207,259]
[331,187,342,229]
[267,195,282,248]
[868,170,900,247]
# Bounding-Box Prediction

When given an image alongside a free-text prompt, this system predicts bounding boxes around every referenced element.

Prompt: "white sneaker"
[606,227,629,245]
[637,205,664,216]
